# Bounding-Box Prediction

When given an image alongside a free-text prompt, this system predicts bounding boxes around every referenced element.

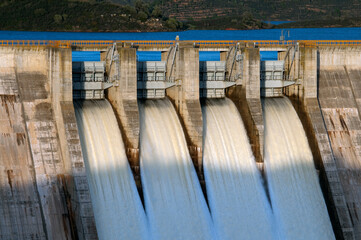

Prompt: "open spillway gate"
[72,61,113,99]
[261,45,298,97]
[1,41,360,239]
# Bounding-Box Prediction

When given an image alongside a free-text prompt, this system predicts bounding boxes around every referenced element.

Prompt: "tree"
[137,11,148,22]
[135,0,149,15]
[54,14,63,24]
[151,6,162,18]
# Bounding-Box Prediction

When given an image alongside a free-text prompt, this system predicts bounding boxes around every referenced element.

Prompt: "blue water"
[73,50,221,61]
[260,51,278,61]
[3,28,361,61]
[1,28,361,41]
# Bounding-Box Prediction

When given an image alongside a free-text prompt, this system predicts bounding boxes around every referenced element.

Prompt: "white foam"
[139,99,216,240]
[202,98,277,240]
[75,100,149,240]
[263,97,335,240]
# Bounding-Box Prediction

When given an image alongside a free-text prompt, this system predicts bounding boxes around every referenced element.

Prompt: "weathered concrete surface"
[318,47,361,240]
[105,47,140,185]
[283,47,317,99]
[318,68,361,239]
[227,47,264,165]
[0,47,97,239]
[51,49,97,240]
[286,46,359,239]
[290,96,354,240]
[165,43,204,180]
[0,47,47,239]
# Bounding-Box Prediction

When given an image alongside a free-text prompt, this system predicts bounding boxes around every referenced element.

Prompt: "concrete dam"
[0,40,360,240]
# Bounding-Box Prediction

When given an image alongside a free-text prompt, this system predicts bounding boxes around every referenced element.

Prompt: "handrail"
[1,40,361,48]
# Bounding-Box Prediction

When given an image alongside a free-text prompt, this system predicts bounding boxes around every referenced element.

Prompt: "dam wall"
[1,42,361,239]
[317,47,361,239]
[0,47,97,239]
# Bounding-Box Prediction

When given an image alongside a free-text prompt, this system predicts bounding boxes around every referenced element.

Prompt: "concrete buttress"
[227,47,264,166]
[165,42,204,181]
[105,47,141,186]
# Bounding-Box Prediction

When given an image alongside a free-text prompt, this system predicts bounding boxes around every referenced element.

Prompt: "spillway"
[202,98,277,240]
[263,97,335,240]
[74,100,149,240]
[139,99,215,240]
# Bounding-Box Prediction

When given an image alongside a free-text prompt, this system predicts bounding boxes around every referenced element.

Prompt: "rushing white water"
[74,100,149,240]
[202,98,277,240]
[263,97,335,240]
[139,99,216,240]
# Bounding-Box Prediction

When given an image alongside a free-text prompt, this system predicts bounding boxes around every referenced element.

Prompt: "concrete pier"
[105,47,141,186]
[227,47,264,165]
[165,42,204,180]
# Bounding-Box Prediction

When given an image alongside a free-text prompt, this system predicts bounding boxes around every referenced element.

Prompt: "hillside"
[0,0,361,32]
[129,0,361,22]
[0,0,185,32]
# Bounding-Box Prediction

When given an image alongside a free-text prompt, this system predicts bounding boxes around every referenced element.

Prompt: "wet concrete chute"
[74,100,149,240]
[263,97,335,240]
[139,99,215,240]
[202,98,276,240]
[0,40,360,240]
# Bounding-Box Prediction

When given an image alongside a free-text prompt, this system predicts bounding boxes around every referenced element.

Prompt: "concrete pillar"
[303,47,318,99]
[51,48,97,239]
[228,47,263,165]
[165,42,204,179]
[105,47,140,183]
[161,51,168,61]
[220,51,227,61]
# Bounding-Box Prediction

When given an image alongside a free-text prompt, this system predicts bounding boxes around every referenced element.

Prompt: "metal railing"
[298,40,361,47]
[1,40,361,48]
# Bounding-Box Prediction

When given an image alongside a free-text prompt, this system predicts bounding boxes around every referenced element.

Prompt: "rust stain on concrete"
[34,102,53,121]
[16,133,25,145]
[17,72,47,101]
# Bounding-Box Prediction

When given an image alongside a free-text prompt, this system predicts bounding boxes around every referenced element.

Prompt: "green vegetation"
[0,0,185,31]
[275,17,361,29]
[0,0,360,31]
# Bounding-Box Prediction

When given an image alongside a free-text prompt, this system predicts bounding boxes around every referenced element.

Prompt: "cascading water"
[139,99,215,240]
[74,100,149,240]
[263,97,335,240]
[202,98,277,240]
